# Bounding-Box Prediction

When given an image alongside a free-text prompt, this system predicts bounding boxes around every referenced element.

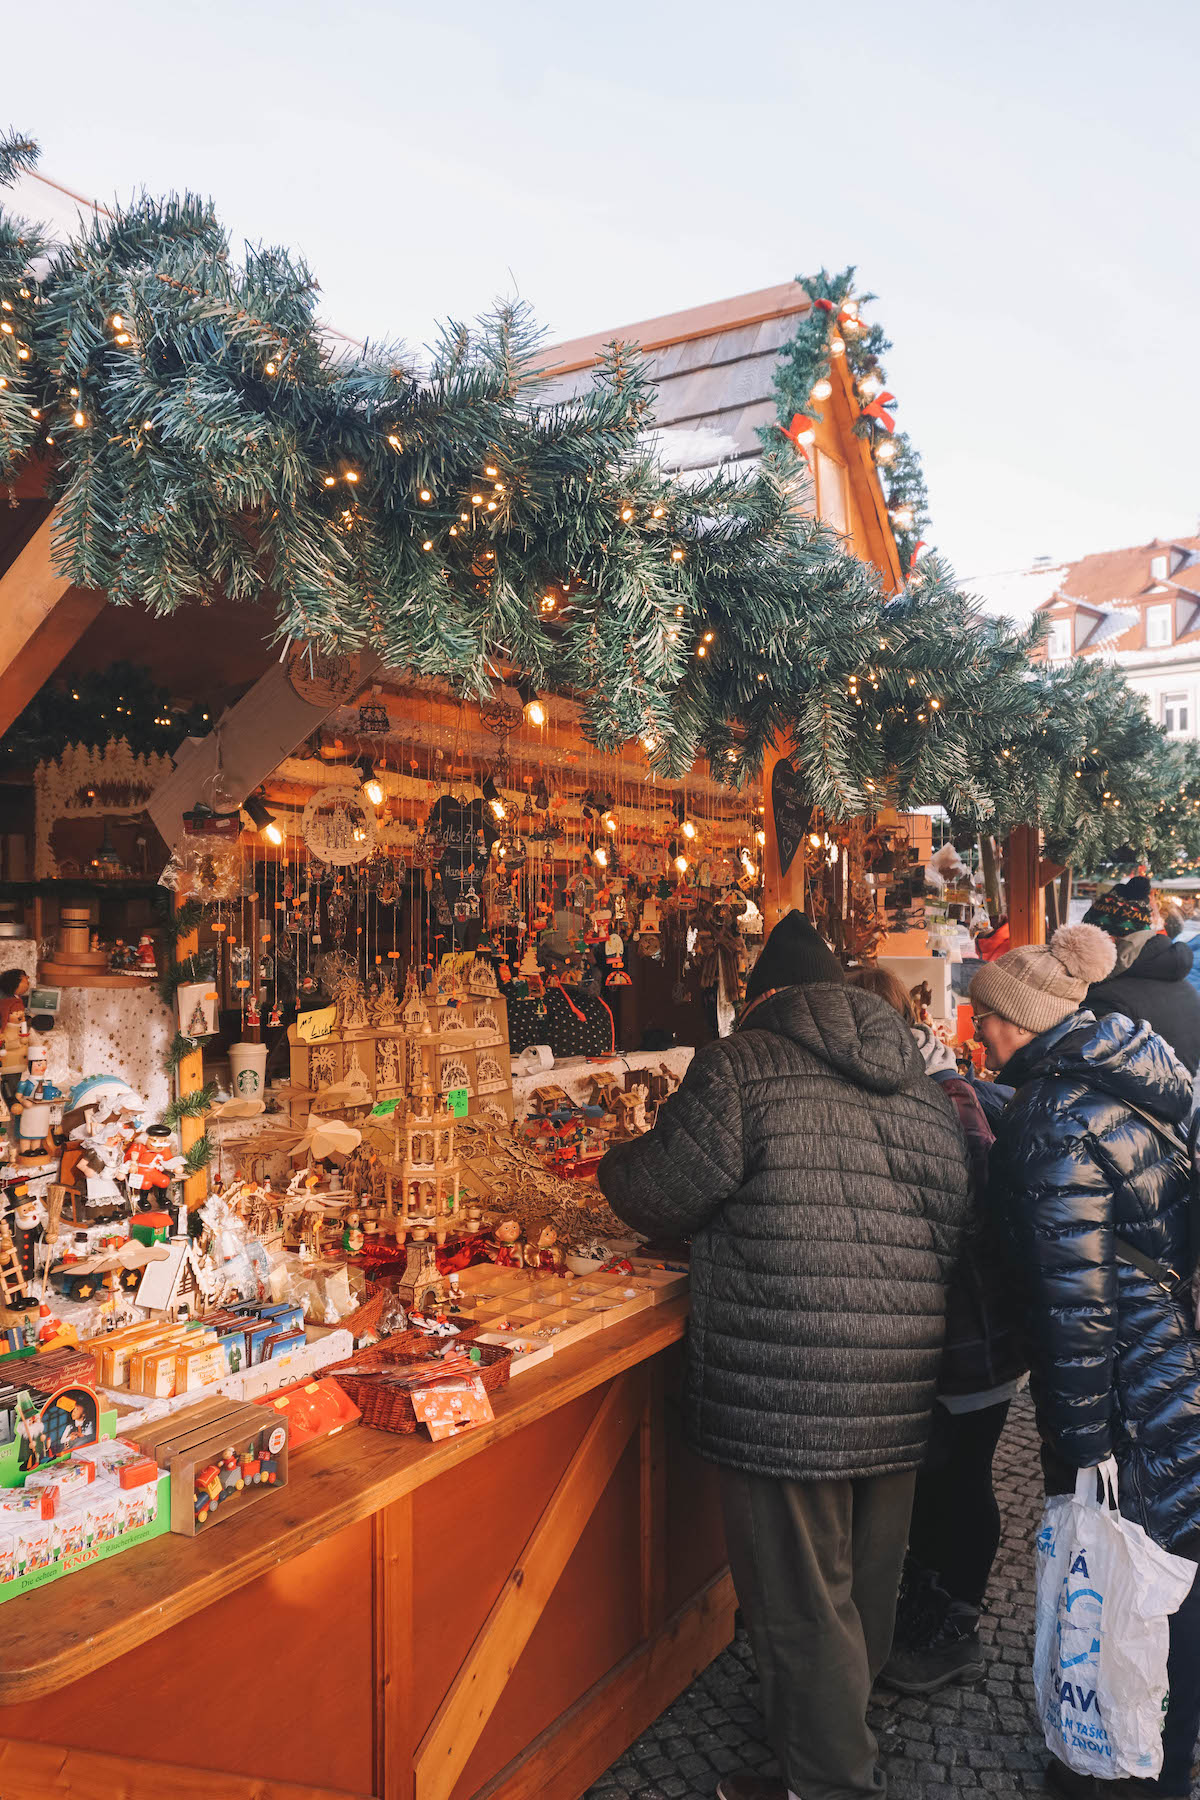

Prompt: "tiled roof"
[1079,605,1139,650]
[1058,536,1200,608]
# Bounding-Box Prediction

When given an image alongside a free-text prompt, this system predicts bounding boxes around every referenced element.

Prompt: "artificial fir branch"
[160,1081,218,1129]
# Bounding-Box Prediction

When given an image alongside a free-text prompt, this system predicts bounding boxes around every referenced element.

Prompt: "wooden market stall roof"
[534,284,904,592]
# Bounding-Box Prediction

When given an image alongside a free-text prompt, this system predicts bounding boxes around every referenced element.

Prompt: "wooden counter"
[0,1298,734,1800]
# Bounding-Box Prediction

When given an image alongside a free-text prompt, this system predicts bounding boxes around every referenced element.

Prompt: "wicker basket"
[325,1331,512,1436]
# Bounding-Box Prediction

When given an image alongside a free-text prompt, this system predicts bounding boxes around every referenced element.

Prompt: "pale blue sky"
[5,0,1198,581]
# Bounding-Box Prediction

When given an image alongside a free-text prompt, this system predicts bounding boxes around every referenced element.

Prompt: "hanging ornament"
[302,780,378,866]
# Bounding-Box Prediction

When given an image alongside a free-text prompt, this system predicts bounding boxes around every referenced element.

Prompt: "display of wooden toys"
[127,1396,288,1535]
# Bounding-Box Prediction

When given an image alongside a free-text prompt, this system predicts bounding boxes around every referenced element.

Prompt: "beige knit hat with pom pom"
[969,923,1116,1036]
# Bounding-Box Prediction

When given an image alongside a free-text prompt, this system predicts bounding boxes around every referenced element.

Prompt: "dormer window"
[1047,615,1073,660]
[1151,554,1169,581]
[1146,603,1173,647]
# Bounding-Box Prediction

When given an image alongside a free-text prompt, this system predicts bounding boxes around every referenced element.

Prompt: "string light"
[671,548,685,562]
[419,489,432,502]
[388,434,402,449]
[829,335,845,357]
[621,507,634,522]
[859,375,883,401]
[810,378,832,401]
[344,470,359,484]
[876,441,897,464]
[264,361,277,376]
[485,465,498,476]
[756,828,766,846]
[422,539,433,551]
[652,505,665,519]
[682,820,697,839]
[324,476,336,487]
[593,845,608,868]
[674,854,688,874]
[73,410,85,427]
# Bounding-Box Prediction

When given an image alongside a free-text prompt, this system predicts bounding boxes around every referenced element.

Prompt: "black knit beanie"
[744,910,844,1002]
[1083,874,1153,939]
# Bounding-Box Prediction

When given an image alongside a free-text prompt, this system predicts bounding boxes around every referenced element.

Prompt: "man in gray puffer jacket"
[600,913,971,1800]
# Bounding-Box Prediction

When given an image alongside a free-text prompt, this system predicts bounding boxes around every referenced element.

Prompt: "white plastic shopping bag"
[1033,1458,1197,1778]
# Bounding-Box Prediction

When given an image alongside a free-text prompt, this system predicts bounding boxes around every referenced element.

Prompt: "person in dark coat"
[1083,874,1200,1072]
[848,966,1027,1697]
[599,912,972,1800]
[970,923,1200,1799]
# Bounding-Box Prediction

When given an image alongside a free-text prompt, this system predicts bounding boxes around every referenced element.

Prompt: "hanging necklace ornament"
[357,699,391,735]
[302,780,378,866]
[480,700,521,738]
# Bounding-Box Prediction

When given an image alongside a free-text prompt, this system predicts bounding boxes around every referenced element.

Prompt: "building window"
[1162,693,1190,736]
[814,448,848,537]
[1151,554,1168,581]
[1146,603,1173,647]
[1046,615,1073,660]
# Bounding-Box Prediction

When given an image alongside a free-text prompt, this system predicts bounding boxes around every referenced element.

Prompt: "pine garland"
[160,1081,217,1129]
[164,1030,202,1077]
[182,1134,213,1177]
[0,132,1189,871]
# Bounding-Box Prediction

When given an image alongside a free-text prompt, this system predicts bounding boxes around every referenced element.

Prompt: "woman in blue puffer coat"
[970,923,1200,1800]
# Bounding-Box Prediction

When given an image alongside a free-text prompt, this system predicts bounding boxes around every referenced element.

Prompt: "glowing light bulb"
[422,539,433,551]
[682,820,696,839]
[859,375,883,400]
[674,855,688,875]
[17,348,29,360]
[115,332,131,344]
[756,828,766,847]
[696,645,707,658]
[641,735,657,753]
[652,505,665,519]
[594,846,608,868]
[420,489,432,502]
[449,526,458,536]
[809,833,822,848]
[829,335,845,357]
[490,799,506,820]
[0,322,12,336]
[345,470,359,483]
[621,507,634,522]
[604,813,617,832]
[265,361,277,375]
[73,410,85,427]
[364,777,384,806]
[324,476,336,487]
[110,314,124,329]
[485,465,498,476]
[526,699,546,727]
[876,440,898,463]
[264,822,283,847]
[810,378,833,401]
[388,434,402,448]
[671,548,685,562]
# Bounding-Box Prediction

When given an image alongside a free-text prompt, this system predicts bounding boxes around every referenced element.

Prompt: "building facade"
[1005,537,1200,740]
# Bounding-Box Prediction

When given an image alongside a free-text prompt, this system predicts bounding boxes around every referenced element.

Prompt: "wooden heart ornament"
[770,759,812,878]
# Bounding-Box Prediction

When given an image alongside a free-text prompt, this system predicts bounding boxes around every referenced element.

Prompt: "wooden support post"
[979,834,1002,926]
[414,1373,639,1800]
[174,903,208,1212]
[1005,826,1045,949]
[374,1496,415,1800]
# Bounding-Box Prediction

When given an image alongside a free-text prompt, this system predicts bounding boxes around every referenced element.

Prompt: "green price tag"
[448,1087,469,1118]
[369,1096,403,1118]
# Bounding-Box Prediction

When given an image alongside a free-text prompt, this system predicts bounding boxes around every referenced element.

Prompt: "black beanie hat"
[744,910,844,1002]
[1083,874,1153,939]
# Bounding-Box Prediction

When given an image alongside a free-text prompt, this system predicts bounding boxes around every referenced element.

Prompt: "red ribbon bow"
[813,297,835,313]
[778,413,814,463]
[861,391,897,433]
[908,540,927,572]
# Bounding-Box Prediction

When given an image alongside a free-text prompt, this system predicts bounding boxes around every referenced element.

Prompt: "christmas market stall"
[0,132,1188,1800]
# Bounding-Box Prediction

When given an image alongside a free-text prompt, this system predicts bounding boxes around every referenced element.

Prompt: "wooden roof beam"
[0,516,106,739]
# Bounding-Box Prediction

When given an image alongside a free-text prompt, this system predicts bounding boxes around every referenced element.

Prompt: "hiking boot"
[715,1776,789,1800]
[879,1600,986,1694]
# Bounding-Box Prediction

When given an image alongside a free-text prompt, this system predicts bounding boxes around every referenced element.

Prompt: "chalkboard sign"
[771,759,812,878]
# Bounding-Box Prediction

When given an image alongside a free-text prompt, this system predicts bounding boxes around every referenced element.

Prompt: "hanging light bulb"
[682,819,697,840]
[357,756,384,806]
[593,845,609,868]
[756,828,766,847]
[674,854,689,875]
[810,378,833,402]
[859,374,883,401]
[514,676,545,726]
[829,335,846,357]
[876,440,898,464]
[243,793,283,846]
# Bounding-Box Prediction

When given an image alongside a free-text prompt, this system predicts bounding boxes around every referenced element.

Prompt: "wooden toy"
[127,1399,288,1535]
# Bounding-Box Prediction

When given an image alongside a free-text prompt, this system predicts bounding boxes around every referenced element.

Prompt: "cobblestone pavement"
[586,1394,1110,1800]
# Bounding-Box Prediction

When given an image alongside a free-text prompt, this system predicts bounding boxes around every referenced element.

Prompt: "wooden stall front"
[0,1300,732,1800]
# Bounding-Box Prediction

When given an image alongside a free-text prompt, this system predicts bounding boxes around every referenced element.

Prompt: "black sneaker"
[879,1600,986,1694]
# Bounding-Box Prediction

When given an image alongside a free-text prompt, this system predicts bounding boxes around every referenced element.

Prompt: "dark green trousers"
[719,1466,916,1800]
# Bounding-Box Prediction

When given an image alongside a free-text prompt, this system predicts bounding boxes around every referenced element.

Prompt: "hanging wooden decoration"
[302,780,378,866]
[285,643,363,710]
[770,759,812,878]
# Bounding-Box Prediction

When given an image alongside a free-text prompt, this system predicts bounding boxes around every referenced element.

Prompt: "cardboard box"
[128,1399,288,1535]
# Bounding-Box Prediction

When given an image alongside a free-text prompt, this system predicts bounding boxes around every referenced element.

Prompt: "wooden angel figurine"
[484,1213,525,1268]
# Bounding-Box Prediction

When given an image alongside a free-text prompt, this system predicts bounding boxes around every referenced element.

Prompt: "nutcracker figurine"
[123,1124,186,1199]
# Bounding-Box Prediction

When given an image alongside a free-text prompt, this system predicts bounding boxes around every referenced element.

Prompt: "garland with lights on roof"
[768,266,930,573]
[0,129,1180,842]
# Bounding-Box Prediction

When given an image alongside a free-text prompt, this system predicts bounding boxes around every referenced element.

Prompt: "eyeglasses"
[971,1008,997,1024]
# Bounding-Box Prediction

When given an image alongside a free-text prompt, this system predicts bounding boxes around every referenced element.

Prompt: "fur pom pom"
[1050,922,1116,986]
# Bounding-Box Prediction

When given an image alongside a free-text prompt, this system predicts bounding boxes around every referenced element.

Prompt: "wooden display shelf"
[36,968,155,989]
[0,1297,732,1800]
